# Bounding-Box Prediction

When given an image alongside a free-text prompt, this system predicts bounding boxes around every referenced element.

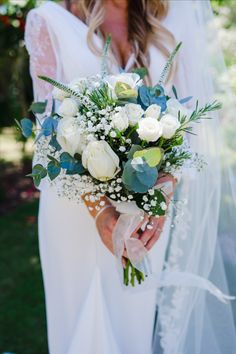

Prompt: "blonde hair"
[68,0,176,83]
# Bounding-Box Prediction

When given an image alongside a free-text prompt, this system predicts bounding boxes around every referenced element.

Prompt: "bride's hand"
[138,173,177,251]
[95,206,119,254]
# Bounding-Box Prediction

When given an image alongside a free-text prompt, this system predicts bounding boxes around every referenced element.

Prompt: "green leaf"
[29,100,47,114]
[47,160,61,180]
[122,159,157,193]
[150,189,166,216]
[132,67,148,79]
[38,76,82,99]
[127,145,143,159]
[27,164,47,187]
[20,118,33,138]
[133,147,163,167]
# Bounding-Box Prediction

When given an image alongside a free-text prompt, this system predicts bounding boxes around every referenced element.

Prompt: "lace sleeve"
[24,10,57,113]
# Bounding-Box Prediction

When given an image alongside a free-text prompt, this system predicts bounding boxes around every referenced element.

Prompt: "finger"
[122,256,128,268]
[145,232,160,251]
[145,217,166,250]
[139,217,159,246]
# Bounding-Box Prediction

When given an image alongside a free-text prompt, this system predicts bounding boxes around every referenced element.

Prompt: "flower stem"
[123,259,145,287]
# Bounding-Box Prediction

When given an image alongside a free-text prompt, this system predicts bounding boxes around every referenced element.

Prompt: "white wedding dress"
[25,2,236,354]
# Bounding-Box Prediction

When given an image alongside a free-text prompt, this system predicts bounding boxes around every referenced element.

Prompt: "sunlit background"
[0,1,235,353]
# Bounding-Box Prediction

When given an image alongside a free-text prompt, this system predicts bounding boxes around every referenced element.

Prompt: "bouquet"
[16,41,221,287]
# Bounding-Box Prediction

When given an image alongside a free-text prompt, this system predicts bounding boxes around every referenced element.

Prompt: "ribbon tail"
[159,270,236,304]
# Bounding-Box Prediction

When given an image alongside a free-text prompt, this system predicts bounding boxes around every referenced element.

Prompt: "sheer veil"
[153,1,236,353]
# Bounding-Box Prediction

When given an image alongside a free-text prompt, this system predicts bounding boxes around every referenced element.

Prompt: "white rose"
[104,73,142,98]
[160,114,180,139]
[125,103,144,126]
[145,104,161,119]
[167,98,191,119]
[52,87,70,101]
[137,117,163,142]
[57,117,84,156]
[82,141,120,181]
[58,98,78,117]
[111,108,129,132]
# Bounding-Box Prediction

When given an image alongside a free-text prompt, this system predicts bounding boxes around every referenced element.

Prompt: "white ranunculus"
[104,73,142,98]
[167,98,191,119]
[52,87,70,101]
[111,108,129,132]
[58,98,78,117]
[137,117,163,142]
[57,117,85,156]
[160,114,180,139]
[125,103,144,126]
[82,141,120,181]
[145,104,161,119]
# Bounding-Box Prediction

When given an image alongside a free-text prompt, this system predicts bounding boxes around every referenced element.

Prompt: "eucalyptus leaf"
[20,118,33,138]
[127,145,143,159]
[47,160,61,180]
[66,162,85,175]
[30,100,48,114]
[133,147,163,167]
[60,152,85,174]
[49,135,61,151]
[179,96,192,104]
[122,159,157,193]
[132,67,148,79]
[60,152,75,170]
[27,164,47,187]
[42,117,58,136]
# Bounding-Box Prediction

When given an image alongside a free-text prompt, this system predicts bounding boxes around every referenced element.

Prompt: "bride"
[25,1,236,353]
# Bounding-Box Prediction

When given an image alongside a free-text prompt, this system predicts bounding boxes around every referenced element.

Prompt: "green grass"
[0,201,48,354]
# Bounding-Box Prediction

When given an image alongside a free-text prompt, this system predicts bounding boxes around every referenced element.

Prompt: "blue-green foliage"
[41,117,58,136]
[127,144,143,159]
[60,152,85,175]
[49,135,61,152]
[137,84,167,111]
[20,118,33,138]
[29,100,47,114]
[27,164,47,187]
[47,160,61,180]
[122,158,158,193]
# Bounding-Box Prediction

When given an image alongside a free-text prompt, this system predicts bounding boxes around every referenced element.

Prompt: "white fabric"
[24,1,236,354]
[24,6,169,354]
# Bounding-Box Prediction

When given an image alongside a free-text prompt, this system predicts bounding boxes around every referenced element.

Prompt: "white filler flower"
[125,103,144,126]
[57,117,85,156]
[145,104,161,119]
[160,114,180,139]
[82,141,120,181]
[137,117,163,142]
[58,98,78,117]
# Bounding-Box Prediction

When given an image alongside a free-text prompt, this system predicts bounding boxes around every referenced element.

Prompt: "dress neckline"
[47,1,134,72]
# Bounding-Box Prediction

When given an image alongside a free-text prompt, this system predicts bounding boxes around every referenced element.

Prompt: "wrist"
[82,194,112,219]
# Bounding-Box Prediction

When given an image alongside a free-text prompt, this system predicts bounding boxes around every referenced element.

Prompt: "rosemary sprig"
[178,100,222,134]
[158,42,182,86]
[101,34,112,78]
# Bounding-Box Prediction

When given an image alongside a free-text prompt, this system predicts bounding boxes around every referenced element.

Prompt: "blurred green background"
[0,1,235,353]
